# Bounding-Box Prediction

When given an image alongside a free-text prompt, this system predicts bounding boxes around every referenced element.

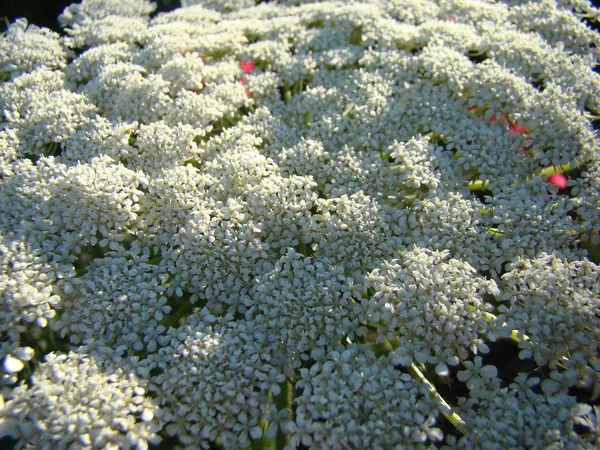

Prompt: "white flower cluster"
[0,19,72,76]
[364,247,499,369]
[0,351,160,449]
[456,377,587,449]
[139,313,282,449]
[1,0,600,448]
[290,344,443,449]
[499,254,600,380]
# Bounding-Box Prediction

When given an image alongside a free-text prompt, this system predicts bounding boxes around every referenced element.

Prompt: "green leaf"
[184,158,202,170]
[349,25,363,45]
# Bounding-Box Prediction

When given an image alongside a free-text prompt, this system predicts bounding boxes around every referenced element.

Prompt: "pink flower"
[547,172,567,190]
[241,60,256,75]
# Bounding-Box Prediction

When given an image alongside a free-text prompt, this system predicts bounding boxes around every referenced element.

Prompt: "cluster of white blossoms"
[1,0,599,448]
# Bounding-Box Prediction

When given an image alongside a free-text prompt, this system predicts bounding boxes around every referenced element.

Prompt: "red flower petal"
[241,60,256,74]
[468,105,477,111]
[508,120,528,134]
[547,173,567,189]
[239,78,251,97]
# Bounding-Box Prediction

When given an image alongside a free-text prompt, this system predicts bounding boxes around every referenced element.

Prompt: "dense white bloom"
[249,249,364,364]
[1,0,599,448]
[456,377,594,449]
[570,156,600,240]
[142,314,279,449]
[52,252,172,352]
[291,344,442,449]
[0,351,160,449]
[182,0,256,12]
[0,19,72,76]
[58,0,156,27]
[363,247,497,366]
[498,253,600,370]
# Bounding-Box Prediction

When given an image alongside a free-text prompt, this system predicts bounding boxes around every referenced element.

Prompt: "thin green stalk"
[539,162,573,178]
[409,362,469,435]
[467,160,578,193]
[251,419,268,450]
[467,179,489,191]
[386,337,468,435]
[275,379,292,450]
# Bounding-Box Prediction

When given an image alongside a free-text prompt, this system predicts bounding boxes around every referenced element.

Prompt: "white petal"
[456,370,471,382]
[435,362,449,377]
[3,355,24,374]
[480,365,498,379]
[476,341,490,354]
[266,422,278,438]
[0,417,20,438]
[427,427,444,442]
[446,355,459,366]
[541,379,561,395]
[13,347,34,361]
[249,426,263,440]
[141,410,154,422]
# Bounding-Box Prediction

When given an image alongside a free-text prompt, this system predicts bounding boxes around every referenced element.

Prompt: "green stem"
[386,337,468,435]
[297,241,309,256]
[349,25,363,45]
[467,179,489,191]
[539,162,573,178]
[251,419,268,450]
[410,362,469,435]
[486,227,505,237]
[467,161,579,193]
[275,378,292,450]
